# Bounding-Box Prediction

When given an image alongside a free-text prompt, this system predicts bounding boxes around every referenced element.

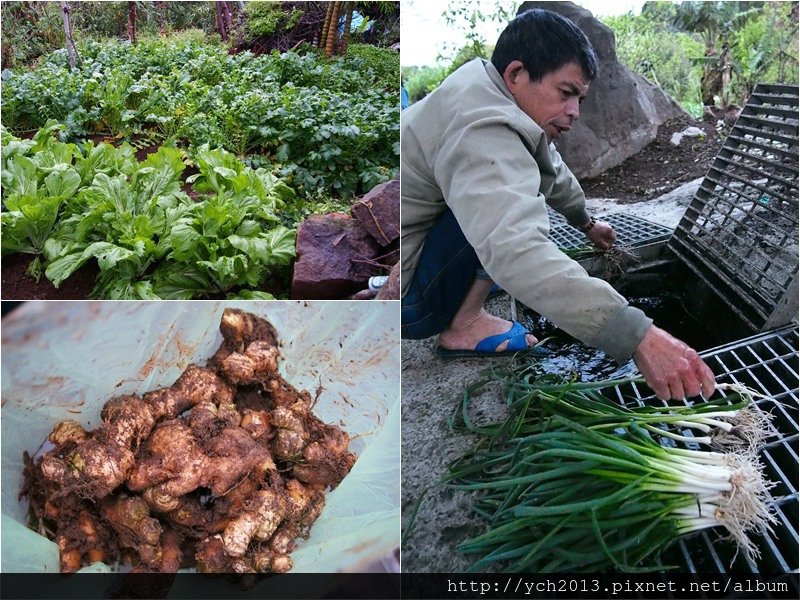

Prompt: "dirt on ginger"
[20,308,357,573]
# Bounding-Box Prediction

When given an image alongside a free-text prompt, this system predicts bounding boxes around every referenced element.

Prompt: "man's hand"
[585,219,615,250]
[632,325,716,401]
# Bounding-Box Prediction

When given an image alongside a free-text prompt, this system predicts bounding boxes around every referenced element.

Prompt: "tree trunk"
[216,1,228,41]
[234,0,246,45]
[127,1,137,45]
[60,1,78,69]
[340,2,353,55]
[221,1,233,38]
[156,1,168,36]
[325,2,342,58]
[319,2,335,50]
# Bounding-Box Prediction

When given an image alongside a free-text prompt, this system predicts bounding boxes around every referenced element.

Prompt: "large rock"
[518,1,688,179]
[291,213,382,299]
[351,179,400,246]
[375,262,401,300]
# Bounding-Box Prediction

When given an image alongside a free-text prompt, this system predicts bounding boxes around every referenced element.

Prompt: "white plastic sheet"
[1,300,400,573]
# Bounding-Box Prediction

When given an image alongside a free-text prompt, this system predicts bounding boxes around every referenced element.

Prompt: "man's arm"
[434,118,715,401]
[541,144,592,228]
[433,116,651,364]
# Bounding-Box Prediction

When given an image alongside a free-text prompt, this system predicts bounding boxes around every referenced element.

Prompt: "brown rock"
[375,262,400,300]
[291,213,383,299]
[351,179,400,246]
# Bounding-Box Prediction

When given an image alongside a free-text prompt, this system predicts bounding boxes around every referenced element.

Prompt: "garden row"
[2,36,400,199]
[2,122,299,300]
[1,37,400,299]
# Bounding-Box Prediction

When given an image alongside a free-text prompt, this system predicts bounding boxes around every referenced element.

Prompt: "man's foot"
[438,309,537,353]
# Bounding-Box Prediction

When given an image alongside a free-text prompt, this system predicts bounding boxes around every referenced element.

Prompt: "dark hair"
[491,9,598,82]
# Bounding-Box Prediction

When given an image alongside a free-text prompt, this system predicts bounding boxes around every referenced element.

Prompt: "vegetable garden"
[1,15,400,299]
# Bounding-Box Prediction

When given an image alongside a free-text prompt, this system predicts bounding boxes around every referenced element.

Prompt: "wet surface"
[518,294,721,382]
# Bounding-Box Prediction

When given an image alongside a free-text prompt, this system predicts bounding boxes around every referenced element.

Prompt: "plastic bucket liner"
[1,300,400,574]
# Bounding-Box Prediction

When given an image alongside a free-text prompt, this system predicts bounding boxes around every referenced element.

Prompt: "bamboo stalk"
[325,1,342,58]
[127,1,137,45]
[319,2,334,50]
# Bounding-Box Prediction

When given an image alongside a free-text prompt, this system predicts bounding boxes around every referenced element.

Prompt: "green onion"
[445,365,777,572]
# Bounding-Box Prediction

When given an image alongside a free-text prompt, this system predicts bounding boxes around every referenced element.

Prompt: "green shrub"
[345,43,400,91]
[245,1,304,38]
[402,65,448,103]
[602,13,705,115]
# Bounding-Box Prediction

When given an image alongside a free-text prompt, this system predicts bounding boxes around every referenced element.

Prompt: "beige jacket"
[400,58,651,363]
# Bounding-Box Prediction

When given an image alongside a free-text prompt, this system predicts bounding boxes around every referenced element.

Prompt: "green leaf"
[135,165,183,213]
[76,142,138,184]
[198,254,260,290]
[45,251,89,287]
[3,155,39,198]
[2,194,63,253]
[139,145,186,178]
[276,144,290,162]
[213,166,239,180]
[262,226,297,265]
[92,242,136,270]
[43,237,70,261]
[1,139,36,167]
[152,266,213,299]
[44,169,82,201]
[228,226,295,266]
[168,221,203,261]
[100,278,159,300]
[31,120,65,152]
[1,211,38,255]
[90,173,133,214]
[227,290,276,300]
[35,143,78,174]
[45,241,134,287]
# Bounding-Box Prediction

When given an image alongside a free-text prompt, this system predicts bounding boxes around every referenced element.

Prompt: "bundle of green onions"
[446,368,777,572]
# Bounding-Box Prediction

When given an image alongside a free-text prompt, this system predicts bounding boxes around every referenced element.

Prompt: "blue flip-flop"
[436,321,550,358]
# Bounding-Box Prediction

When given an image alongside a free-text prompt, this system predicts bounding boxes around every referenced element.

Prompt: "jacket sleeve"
[546,145,592,229]
[432,116,651,363]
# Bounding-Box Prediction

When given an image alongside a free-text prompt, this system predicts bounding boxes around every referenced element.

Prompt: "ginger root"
[102,496,163,568]
[22,309,358,573]
[222,488,286,557]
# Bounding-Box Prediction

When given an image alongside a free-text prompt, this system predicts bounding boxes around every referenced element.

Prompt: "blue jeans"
[402,209,485,339]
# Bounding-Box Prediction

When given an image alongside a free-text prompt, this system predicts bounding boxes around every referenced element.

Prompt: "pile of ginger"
[21,309,356,573]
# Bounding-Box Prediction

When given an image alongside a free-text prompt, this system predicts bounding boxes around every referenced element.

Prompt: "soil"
[580,110,728,202]
[1,253,98,300]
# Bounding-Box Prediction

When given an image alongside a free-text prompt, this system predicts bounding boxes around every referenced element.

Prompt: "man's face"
[503,61,589,141]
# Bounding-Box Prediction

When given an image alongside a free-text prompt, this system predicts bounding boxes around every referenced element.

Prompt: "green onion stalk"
[446,368,777,572]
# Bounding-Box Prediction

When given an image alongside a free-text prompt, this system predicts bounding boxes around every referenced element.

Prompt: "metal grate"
[668,84,799,332]
[549,212,673,249]
[602,325,799,576]
[547,206,569,227]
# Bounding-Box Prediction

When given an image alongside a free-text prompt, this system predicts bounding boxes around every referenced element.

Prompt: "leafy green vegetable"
[0,123,84,280]
[2,38,399,199]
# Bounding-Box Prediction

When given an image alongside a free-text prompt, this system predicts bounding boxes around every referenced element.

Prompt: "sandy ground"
[399,178,702,573]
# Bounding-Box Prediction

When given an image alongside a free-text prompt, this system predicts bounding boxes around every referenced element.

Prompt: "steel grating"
[601,325,799,577]
[547,206,569,227]
[549,212,673,249]
[668,84,799,332]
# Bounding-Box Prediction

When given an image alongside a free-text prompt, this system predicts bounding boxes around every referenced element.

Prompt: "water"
[520,294,717,382]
